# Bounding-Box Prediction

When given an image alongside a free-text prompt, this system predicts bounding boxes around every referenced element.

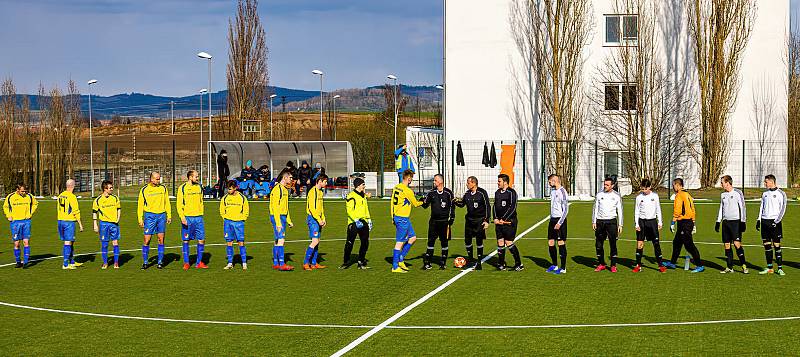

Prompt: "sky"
[0,0,443,96]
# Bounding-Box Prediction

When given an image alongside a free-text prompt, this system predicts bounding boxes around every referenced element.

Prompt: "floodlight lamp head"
[312,69,324,75]
[87,79,98,85]
[197,52,213,59]
[387,74,397,80]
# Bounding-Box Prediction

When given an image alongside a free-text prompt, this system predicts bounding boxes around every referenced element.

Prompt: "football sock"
[69,245,75,264]
[196,243,205,265]
[508,244,521,266]
[558,244,567,269]
[392,249,401,269]
[182,241,190,264]
[465,239,474,260]
[142,245,150,264]
[441,240,449,266]
[226,245,234,263]
[304,246,314,264]
[476,242,484,261]
[425,244,434,265]
[13,248,20,263]
[278,246,285,265]
[735,246,746,266]
[62,245,71,267]
[725,247,733,269]
[343,237,355,264]
[113,245,120,264]
[548,244,557,266]
[497,245,506,266]
[609,238,618,266]
[400,242,413,261]
[239,246,247,264]
[635,247,643,265]
[764,244,773,268]
[595,239,605,265]
[358,236,369,263]
[157,244,165,264]
[653,241,663,266]
[101,241,109,265]
[272,246,278,266]
[312,246,319,265]
[22,246,30,265]
[775,247,783,269]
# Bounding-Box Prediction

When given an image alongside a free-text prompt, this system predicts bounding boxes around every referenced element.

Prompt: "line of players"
[1,168,788,275]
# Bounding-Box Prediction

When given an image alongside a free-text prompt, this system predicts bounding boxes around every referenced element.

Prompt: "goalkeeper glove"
[669,222,675,233]
[714,222,720,233]
[367,219,373,231]
[740,222,746,233]
[355,220,364,229]
[756,220,760,231]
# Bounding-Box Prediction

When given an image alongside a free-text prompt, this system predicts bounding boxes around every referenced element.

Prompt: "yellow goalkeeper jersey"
[177,181,204,219]
[391,183,422,218]
[346,190,370,224]
[3,192,38,221]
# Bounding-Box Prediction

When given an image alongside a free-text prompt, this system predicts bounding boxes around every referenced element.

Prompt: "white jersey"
[717,188,746,222]
[550,187,569,225]
[593,190,623,226]
[758,188,787,222]
[634,191,662,227]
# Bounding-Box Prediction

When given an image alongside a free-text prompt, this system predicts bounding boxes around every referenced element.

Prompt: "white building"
[444,0,789,197]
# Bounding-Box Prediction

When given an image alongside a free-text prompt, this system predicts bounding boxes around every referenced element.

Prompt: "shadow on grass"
[524,255,553,269]
[118,253,135,267]
[572,255,597,269]
[25,254,57,268]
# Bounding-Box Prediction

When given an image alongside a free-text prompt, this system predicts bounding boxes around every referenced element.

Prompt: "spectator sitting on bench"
[297,161,313,197]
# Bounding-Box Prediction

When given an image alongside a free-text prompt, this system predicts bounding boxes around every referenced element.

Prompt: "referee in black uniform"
[454,176,491,270]
[421,174,456,270]
[494,174,522,271]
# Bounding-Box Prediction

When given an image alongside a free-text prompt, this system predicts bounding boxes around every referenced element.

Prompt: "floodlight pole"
[269,94,276,141]
[88,79,97,197]
[198,51,213,186]
[333,95,340,140]
[388,75,399,150]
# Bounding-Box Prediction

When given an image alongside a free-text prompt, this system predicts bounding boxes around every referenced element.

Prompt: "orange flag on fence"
[500,144,516,187]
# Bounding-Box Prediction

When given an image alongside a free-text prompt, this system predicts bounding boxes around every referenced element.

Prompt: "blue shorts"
[99,221,120,242]
[58,220,76,242]
[143,212,167,235]
[393,216,416,243]
[181,216,205,241]
[224,219,245,242]
[307,215,322,239]
[270,215,287,241]
[10,219,31,241]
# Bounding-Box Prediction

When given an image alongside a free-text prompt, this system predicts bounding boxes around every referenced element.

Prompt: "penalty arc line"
[329,215,552,357]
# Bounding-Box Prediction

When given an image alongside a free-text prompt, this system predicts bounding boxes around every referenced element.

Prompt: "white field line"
[385,316,800,329]
[329,215,552,357]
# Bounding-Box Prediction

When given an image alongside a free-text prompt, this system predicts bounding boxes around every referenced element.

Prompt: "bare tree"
[381,83,407,127]
[590,0,689,189]
[510,0,593,191]
[787,22,800,186]
[226,0,269,140]
[749,78,777,187]
[687,0,756,187]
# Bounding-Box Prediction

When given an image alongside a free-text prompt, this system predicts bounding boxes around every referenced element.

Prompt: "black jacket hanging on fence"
[456,141,465,166]
[489,142,497,168]
[482,143,490,167]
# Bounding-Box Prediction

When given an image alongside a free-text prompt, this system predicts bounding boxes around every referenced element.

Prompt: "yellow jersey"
[93,194,121,223]
[3,192,38,221]
[346,190,370,224]
[391,183,422,218]
[137,183,172,224]
[269,183,292,226]
[176,182,204,219]
[220,192,249,221]
[673,190,696,221]
[306,186,326,223]
[57,191,81,222]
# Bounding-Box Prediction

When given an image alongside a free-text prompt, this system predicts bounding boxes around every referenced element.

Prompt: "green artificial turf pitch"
[0,198,798,355]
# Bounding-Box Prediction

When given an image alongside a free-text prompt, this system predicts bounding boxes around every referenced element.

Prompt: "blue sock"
[239,245,247,264]
[157,244,165,264]
[63,245,71,267]
[278,246,285,265]
[226,245,234,263]
[113,245,120,264]
[22,246,29,264]
[272,246,278,266]
[304,246,314,264]
[182,241,190,264]
[400,242,413,261]
[392,249,400,269]
[101,241,109,265]
[196,244,205,266]
[312,246,319,265]
[13,248,20,263]
[70,245,75,264]
[142,245,150,264]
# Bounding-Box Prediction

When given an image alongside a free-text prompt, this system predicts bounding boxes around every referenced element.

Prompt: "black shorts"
[464,219,486,240]
[636,219,659,242]
[721,220,742,243]
[760,219,783,243]
[594,219,618,241]
[428,220,450,242]
[495,219,518,241]
[548,217,567,241]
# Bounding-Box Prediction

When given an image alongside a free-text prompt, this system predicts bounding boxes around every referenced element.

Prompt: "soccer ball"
[454,257,467,268]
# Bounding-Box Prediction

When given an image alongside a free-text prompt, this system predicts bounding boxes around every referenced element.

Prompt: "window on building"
[603,151,628,179]
[605,15,638,45]
[604,83,637,111]
[418,147,434,168]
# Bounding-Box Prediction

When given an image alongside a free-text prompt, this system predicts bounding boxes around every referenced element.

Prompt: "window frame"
[602,82,638,113]
[603,14,639,47]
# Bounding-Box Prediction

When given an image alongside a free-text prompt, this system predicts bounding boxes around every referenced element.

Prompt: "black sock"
[548,244,557,266]
[508,244,521,266]
[558,244,567,269]
[635,247,643,265]
[425,245,434,265]
[497,245,506,266]
[725,248,733,269]
[764,244,773,268]
[595,240,605,265]
[653,241,663,266]
[465,236,473,260]
[775,248,783,269]
[476,239,484,261]
[440,240,449,266]
[735,246,746,267]
[358,237,369,264]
